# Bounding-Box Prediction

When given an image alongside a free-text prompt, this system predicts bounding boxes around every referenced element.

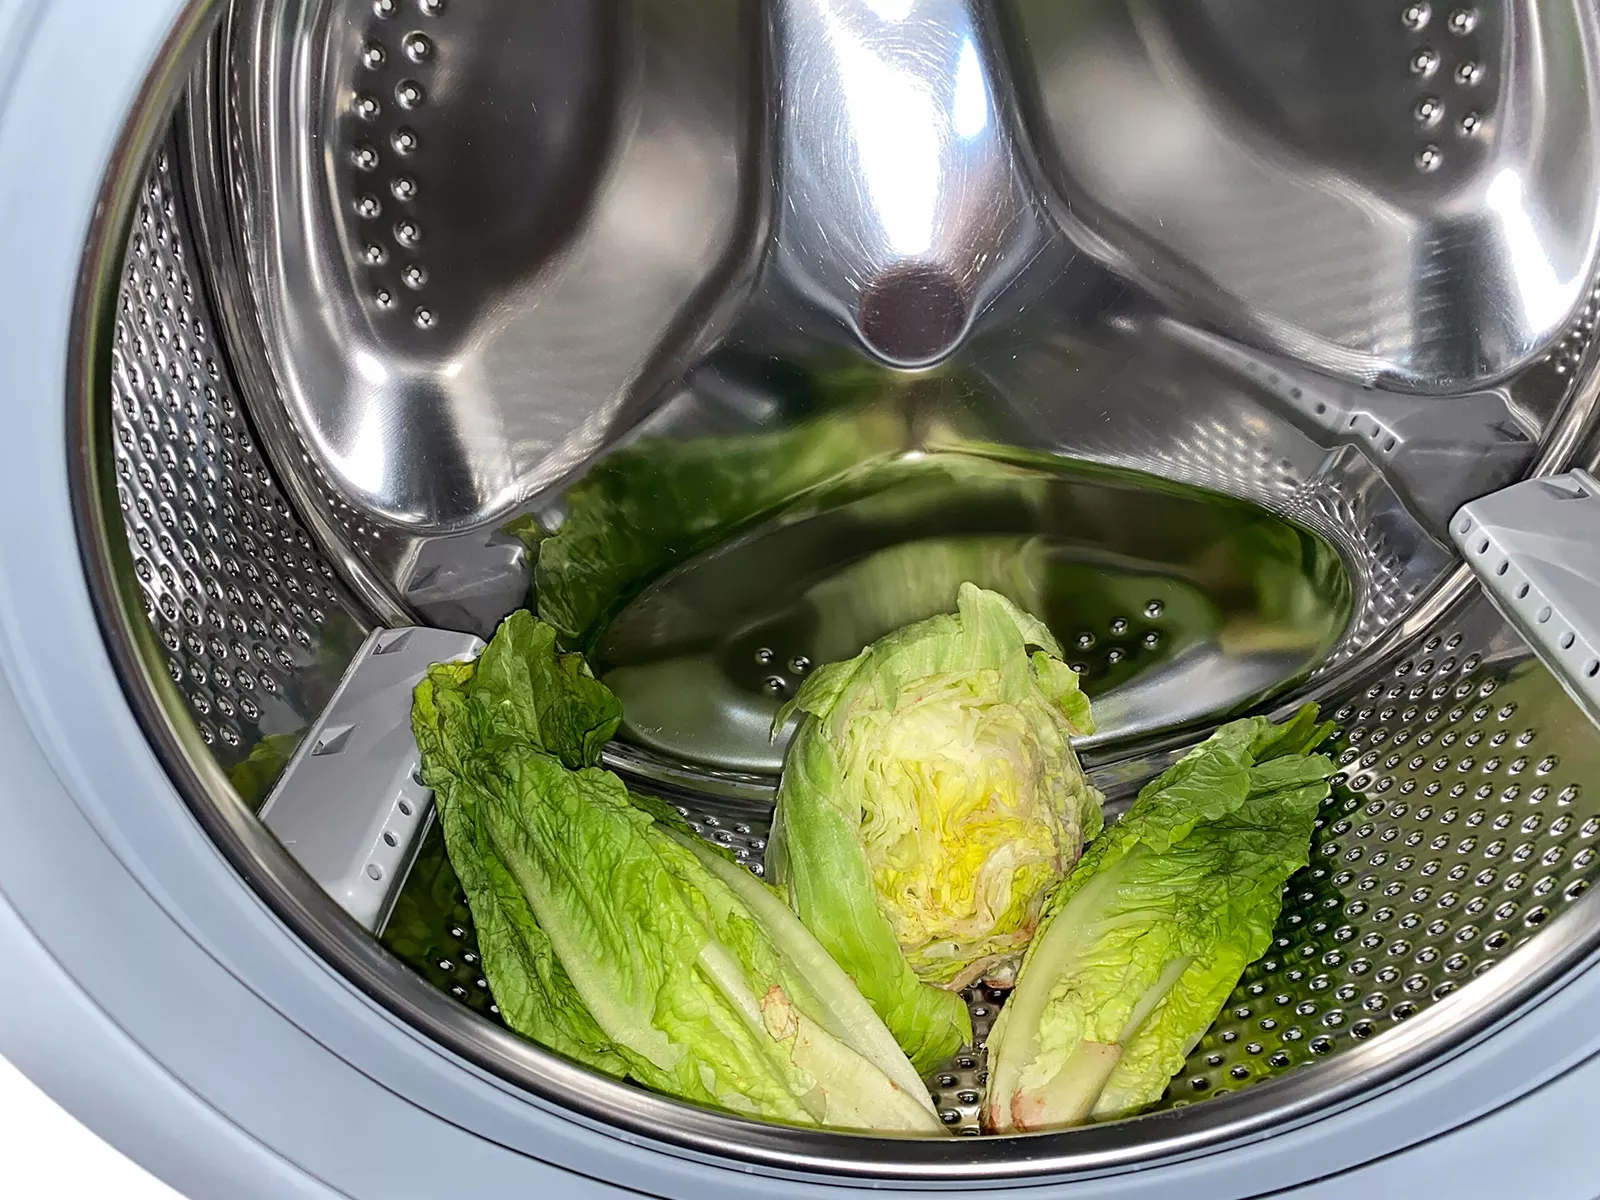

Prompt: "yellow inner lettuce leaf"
[770,583,1103,1072]
[847,669,1087,985]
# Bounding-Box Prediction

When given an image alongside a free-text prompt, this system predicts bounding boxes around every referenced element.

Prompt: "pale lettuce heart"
[770,583,1103,1073]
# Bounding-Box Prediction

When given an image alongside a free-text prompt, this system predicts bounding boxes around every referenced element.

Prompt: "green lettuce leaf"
[534,411,903,648]
[460,610,623,769]
[983,704,1335,1132]
[767,715,977,1076]
[413,651,628,1077]
[769,583,1104,1073]
[228,731,302,809]
[413,612,941,1132]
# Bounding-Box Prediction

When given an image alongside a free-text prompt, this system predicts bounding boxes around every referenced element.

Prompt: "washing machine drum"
[6,0,1600,1196]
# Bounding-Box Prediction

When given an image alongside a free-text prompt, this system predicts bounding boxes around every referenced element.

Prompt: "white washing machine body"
[3,2,1600,1197]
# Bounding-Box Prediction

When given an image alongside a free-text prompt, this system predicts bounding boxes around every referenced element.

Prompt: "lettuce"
[228,731,302,808]
[983,706,1335,1131]
[412,611,941,1132]
[769,584,1104,1073]
[533,410,903,648]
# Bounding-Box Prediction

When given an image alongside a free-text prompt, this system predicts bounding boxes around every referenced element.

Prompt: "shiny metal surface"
[770,0,1043,367]
[68,0,1600,1182]
[594,450,1352,774]
[1162,598,1600,1107]
[1008,0,1600,393]
[192,0,1600,694]
[105,141,370,795]
[212,0,762,538]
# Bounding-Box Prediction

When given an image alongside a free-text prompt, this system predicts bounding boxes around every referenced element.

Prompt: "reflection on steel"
[1010,0,1600,392]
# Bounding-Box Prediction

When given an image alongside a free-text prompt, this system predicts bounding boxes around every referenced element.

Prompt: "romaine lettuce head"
[413,611,943,1134]
[769,583,1103,1070]
[983,706,1335,1132]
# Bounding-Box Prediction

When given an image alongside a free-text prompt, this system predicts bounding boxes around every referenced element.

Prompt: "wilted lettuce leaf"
[453,612,623,770]
[983,705,1335,1132]
[413,633,628,1077]
[769,583,1105,1073]
[412,612,941,1131]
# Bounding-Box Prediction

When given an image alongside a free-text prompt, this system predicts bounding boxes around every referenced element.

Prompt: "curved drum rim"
[37,0,1600,1187]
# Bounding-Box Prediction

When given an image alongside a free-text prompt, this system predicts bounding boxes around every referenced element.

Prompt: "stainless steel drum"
[62,0,1600,1183]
